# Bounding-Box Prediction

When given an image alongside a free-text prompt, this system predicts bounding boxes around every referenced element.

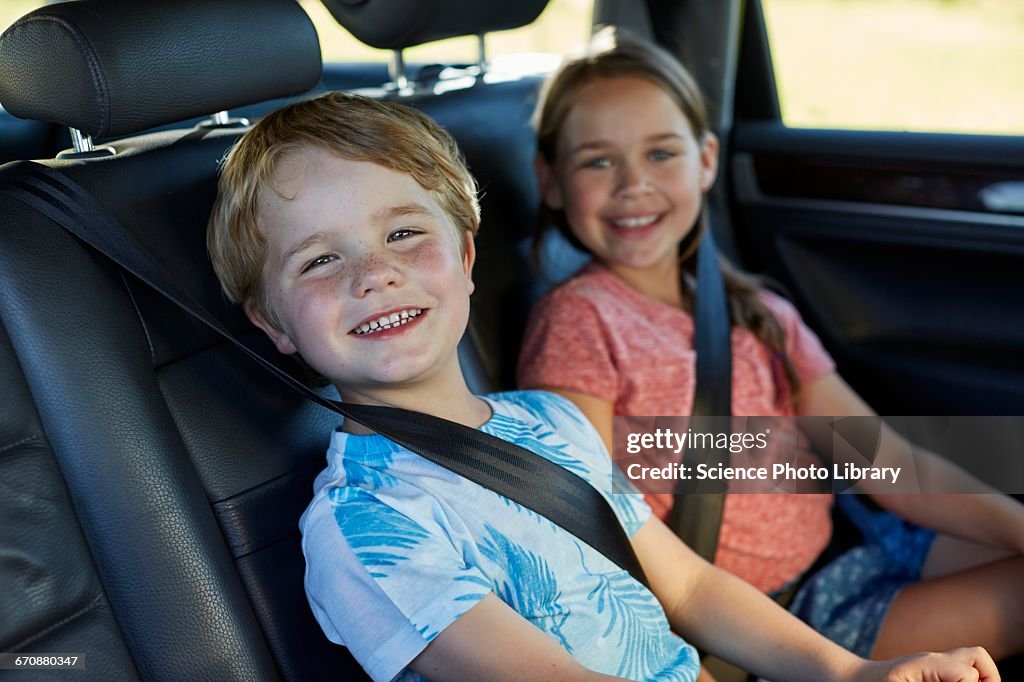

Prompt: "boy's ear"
[699,131,720,192]
[534,153,564,210]
[461,230,477,296]
[243,299,298,355]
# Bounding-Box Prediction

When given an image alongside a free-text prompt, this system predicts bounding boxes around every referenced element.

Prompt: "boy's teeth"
[353,308,423,335]
[613,215,658,229]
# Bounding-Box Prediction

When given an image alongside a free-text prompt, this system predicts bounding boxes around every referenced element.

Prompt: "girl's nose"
[615,161,652,198]
[350,256,403,297]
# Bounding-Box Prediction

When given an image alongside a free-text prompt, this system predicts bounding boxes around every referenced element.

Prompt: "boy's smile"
[248,146,476,403]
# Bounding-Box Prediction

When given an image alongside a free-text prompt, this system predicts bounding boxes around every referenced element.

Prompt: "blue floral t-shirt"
[300,390,699,681]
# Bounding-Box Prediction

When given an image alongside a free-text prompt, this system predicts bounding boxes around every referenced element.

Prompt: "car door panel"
[730,123,1024,415]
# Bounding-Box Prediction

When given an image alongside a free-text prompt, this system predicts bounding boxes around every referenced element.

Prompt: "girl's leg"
[918,533,1015,579]
[871,535,1024,661]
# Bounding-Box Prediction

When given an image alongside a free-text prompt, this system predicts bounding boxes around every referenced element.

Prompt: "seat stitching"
[120,270,156,364]
[0,431,44,457]
[13,15,110,137]
[8,592,106,653]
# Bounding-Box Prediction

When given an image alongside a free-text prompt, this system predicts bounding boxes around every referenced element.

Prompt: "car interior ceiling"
[0,0,590,678]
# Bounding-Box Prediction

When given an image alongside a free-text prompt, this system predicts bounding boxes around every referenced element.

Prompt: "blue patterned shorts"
[786,494,937,657]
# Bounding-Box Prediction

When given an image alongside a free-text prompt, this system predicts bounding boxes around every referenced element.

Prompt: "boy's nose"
[350,257,403,297]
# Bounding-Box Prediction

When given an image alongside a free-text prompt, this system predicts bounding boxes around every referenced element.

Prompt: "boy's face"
[247,146,475,400]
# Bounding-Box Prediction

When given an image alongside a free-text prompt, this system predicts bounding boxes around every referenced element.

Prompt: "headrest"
[0,0,322,139]
[322,0,549,50]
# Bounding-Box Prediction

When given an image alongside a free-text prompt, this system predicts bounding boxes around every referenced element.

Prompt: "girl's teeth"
[614,215,657,228]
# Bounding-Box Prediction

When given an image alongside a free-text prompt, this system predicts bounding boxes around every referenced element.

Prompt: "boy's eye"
[387,228,420,243]
[301,254,337,273]
[649,149,677,161]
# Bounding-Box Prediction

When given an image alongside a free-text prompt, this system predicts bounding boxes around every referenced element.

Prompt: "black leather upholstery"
[0,322,139,681]
[0,0,321,138]
[321,0,548,49]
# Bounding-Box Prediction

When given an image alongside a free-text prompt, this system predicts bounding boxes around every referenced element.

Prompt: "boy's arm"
[632,515,1000,682]
[799,372,1024,555]
[408,592,626,681]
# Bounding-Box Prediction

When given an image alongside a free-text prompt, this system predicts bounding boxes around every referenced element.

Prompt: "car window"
[301,0,592,64]
[761,0,1024,135]
[1,1,49,34]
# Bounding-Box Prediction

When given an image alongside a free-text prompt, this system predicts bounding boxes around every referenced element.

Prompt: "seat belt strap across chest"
[667,212,732,562]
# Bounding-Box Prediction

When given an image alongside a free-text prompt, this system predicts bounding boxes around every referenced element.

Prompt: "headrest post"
[209,111,230,125]
[69,128,94,153]
[476,33,488,73]
[389,49,409,92]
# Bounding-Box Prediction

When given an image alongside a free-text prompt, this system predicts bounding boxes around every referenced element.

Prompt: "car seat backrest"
[322,0,591,389]
[0,1,379,679]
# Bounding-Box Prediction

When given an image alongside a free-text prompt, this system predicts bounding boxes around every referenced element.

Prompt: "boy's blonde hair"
[208,91,480,329]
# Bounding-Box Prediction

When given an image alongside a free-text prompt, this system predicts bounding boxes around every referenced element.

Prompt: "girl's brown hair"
[534,29,800,401]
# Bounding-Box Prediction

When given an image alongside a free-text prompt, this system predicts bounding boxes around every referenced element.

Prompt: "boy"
[207,92,998,682]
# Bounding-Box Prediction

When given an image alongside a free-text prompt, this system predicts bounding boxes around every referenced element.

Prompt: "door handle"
[979,181,1024,214]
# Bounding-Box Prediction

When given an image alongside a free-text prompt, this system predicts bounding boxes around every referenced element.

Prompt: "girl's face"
[539,75,718,277]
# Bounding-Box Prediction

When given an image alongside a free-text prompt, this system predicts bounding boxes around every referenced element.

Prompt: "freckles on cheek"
[402,241,448,269]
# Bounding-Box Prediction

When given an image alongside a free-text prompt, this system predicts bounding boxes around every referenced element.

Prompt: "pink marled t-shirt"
[518,262,837,593]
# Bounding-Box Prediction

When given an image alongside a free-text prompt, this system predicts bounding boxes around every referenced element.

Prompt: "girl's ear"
[699,131,720,192]
[534,153,564,210]
[244,299,298,355]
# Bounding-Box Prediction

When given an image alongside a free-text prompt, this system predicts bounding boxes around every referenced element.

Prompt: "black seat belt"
[667,210,732,563]
[0,161,648,587]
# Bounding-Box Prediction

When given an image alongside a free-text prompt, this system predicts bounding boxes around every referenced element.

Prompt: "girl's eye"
[387,228,420,243]
[582,156,611,170]
[301,254,337,273]
[650,149,677,161]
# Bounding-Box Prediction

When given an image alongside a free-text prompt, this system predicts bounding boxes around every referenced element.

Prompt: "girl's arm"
[540,385,1000,680]
[632,515,1000,682]
[540,387,616,452]
[799,372,1024,555]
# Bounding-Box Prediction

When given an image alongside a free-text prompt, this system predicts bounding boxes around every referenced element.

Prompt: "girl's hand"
[854,646,999,682]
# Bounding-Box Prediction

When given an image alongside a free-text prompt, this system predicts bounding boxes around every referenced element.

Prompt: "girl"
[518,30,1024,667]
